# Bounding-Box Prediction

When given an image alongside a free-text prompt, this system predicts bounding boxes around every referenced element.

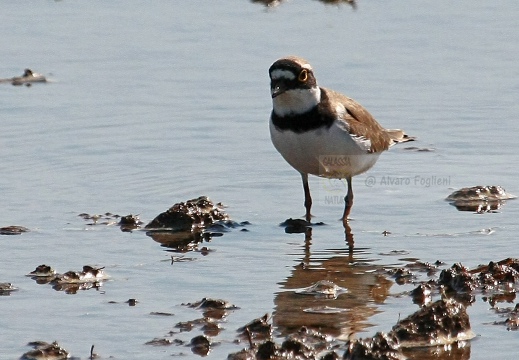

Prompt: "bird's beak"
[271,79,287,98]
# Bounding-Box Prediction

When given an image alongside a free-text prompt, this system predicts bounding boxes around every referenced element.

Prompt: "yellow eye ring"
[298,69,308,82]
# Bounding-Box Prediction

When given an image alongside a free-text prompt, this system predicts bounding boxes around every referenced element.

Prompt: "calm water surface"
[1,1,519,359]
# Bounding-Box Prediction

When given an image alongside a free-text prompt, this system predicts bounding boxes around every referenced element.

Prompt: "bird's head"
[269,56,321,116]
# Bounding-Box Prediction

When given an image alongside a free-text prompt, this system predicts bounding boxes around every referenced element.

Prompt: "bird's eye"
[298,69,308,82]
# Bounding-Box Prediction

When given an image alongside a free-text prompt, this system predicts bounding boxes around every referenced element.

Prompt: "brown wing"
[323,88,392,153]
[385,129,416,144]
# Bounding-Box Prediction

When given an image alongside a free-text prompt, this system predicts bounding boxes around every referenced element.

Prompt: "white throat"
[272,87,321,117]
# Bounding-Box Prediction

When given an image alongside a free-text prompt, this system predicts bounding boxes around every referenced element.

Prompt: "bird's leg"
[342,176,353,226]
[301,173,312,223]
[344,219,354,252]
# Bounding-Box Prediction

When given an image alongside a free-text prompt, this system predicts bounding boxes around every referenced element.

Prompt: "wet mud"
[227,298,472,359]
[10,249,518,358]
[7,196,519,359]
[142,297,240,356]
[131,239,518,359]
[223,228,516,359]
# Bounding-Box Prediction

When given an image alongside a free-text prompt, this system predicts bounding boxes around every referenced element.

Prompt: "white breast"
[272,87,321,117]
[269,119,381,178]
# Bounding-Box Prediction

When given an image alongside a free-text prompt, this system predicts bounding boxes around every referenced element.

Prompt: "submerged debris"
[404,260,439,277]
[295,280,348,299]
[149,311,174,316]
[438,263,478,295]
[0,282,18,295]
[230,297,472,358]
[410,283,433,306]
[225,257,506,358]
[27,264,56,278]
[396,258,519,342]
[344,332,405,360]
[27,264,108,294]
[182,297,239,321]
[446,185,516,212]
[185,297,238,310]
[402,146,435,152]
[175,318,205,333]
[386,268,416,285]
[78,212,118,225]
[251,0,282,7]
[126,298,138,306]
[280,218,312,233]
[280,218,325,233]
[231,337,320,360]
[20,341,69,360]
[118,214,143,231]
[237,313,272,341]
[435,258,519,300]
[52,265,107,284]
[78,212,141,231]
[282,326,333,356]
[26,265,59,285]
[492,303,519,330]
[0,225,29,235]
[0,69,47,86]
[147,299,233,355]
[231,319,403,359]
[145,338,173,346]
[251,0,356,9]
[190,335,212,356]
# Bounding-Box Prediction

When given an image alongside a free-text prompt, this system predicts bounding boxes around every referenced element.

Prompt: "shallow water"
[1,1,519,359]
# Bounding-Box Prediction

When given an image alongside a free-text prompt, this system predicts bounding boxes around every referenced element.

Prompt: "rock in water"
[145,196,229,232]
[344,332,405,360]
[390,298,475,347]
[446,185,515,212]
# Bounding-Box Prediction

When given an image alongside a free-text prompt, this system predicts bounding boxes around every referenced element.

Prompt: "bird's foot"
[303,213,314,223]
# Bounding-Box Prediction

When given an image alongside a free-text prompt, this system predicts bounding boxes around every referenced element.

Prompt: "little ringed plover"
[269,56,414,225]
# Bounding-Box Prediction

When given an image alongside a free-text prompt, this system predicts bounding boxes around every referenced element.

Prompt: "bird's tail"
[386,129,416,146]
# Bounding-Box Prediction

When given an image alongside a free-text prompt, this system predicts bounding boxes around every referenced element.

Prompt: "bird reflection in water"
[273,226,392,340]
[273,226,472,360]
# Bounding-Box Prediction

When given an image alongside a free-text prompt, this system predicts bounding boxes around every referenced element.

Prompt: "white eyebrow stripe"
[270,69,296,80]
